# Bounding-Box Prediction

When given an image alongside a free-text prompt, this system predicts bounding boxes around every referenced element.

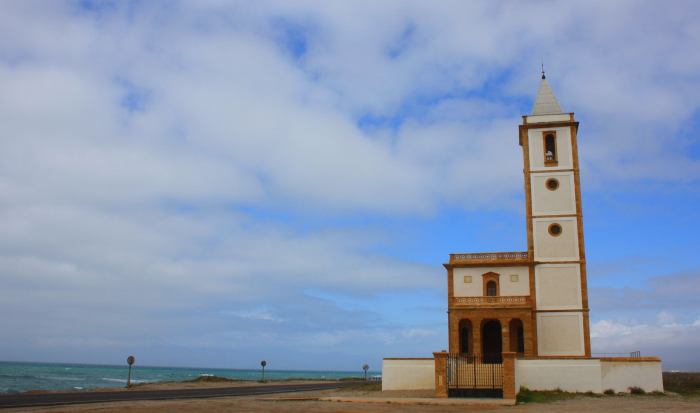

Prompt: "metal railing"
[592,351,641,358]
[447,354,503,398]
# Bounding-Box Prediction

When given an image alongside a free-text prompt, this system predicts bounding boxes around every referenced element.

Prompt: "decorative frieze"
[450,252,529,264]
[451,295,531,307]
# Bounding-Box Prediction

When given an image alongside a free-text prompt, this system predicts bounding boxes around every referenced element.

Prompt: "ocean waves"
[0,361,367,394]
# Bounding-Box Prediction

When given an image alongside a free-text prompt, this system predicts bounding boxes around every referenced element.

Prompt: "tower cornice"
[519,121,578,146]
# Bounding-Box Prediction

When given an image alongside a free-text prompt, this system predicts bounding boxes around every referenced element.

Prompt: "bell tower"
[519,73,591,357]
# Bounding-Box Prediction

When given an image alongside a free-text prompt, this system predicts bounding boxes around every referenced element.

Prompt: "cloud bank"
[1,0,699,370]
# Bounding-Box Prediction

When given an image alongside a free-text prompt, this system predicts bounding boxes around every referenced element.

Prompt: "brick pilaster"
[502,351,516,400]
[433,352,448,398]
[472,320,482,356]
[501,319,511,353]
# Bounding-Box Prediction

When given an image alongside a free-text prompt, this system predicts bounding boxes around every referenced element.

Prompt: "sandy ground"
[5,385,700,413]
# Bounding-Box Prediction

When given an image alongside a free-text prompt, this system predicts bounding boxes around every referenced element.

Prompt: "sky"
[1,0,699,372]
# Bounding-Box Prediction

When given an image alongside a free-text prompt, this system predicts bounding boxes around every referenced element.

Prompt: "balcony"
[449,252,529,266]
[450,295,531,308]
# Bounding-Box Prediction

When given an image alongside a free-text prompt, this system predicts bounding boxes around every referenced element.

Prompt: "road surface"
[0,381,361,409]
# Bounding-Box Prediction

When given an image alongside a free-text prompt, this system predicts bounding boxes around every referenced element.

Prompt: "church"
[447,72,590,361]
[382,73,663,399]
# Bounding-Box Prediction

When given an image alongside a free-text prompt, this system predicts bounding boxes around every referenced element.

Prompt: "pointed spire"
[531,74,563,115]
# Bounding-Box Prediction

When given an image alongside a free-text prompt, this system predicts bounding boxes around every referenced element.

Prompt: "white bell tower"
[519,72,591,357]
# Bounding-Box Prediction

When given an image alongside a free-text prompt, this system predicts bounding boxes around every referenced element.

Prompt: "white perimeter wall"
[516,359,663,393]
[516,359,602,393]
[601,361,663,393]
[382,359,435,390]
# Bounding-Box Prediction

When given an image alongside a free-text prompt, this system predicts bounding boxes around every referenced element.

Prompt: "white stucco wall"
[530,172,576,216]
[382,359,435,390]
[528,127,572,170]
[453,267,529,297]
[516,359,663,394]
[600,360,663,393]
[533,217,579,261]
[382,358,662,394]
[537,312,585,356]
[535,264,582,310]
[516,359,602,393]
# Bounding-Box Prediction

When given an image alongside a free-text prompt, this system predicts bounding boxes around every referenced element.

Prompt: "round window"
[545,178,559,191]
[548,223,563,236]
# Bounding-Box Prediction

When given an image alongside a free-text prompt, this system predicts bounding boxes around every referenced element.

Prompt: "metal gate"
[447,354,503,398]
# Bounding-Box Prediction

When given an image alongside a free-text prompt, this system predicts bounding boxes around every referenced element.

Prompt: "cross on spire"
[541,59,546,79]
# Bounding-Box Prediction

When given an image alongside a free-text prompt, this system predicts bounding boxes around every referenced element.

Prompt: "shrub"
[515,387,580,403]
[603,389,615,395]
[629,386,646,395]
[516,386,534,403]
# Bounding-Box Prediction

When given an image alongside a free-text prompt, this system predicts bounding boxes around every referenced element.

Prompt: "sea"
[0,361,374,394]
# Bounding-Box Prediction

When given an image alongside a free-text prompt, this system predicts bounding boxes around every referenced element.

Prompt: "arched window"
[486,281,498,296]
[482,272,500,296]
[509,319,525,355]
[543,132,557,166]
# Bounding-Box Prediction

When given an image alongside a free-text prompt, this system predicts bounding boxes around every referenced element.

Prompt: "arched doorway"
[509,319,525,355]
[482,320,502,363]
[459,319,472,354]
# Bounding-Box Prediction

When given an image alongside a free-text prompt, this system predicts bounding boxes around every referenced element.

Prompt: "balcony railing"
[449,252,529,264]
[451,296,531,307]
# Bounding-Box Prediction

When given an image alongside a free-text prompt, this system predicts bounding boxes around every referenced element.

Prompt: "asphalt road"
[0,381,362,409]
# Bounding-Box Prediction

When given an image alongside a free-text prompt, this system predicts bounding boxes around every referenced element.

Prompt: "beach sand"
[18,378,335,394]
[5,382,700,412]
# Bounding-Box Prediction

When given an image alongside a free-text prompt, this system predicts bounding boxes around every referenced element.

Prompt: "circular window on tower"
[545,178,560,191]
[548,223,563,236]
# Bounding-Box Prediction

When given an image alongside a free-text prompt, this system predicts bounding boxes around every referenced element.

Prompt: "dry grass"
[185,375,247,383]
[663,372,700,397]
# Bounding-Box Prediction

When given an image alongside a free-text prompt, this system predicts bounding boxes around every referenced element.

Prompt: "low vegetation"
[663,372,700,397]
[341,381,382,391]
[516,387,585,403]
[187,376,246,383]
[629,386,645,395]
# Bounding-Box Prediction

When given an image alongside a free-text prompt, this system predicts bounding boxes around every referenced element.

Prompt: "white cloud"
[0,0,699,369]
[591,315,700,370]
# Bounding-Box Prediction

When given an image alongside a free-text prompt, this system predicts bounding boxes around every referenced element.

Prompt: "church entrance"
[482,320,502,363]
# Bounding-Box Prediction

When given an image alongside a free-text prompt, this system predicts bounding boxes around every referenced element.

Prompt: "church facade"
[445,74,590,360]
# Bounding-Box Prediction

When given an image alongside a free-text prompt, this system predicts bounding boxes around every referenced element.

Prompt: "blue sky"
[1,0,700,371]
